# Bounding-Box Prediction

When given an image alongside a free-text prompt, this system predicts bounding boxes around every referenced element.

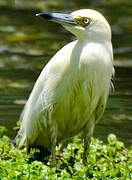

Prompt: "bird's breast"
[55,43,113,139]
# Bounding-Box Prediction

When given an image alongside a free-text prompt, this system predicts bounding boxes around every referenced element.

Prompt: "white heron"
[16,9,114,166]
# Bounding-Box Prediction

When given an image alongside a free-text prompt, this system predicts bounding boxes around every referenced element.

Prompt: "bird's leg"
[50,136,57,167]
[26,137,30,153]
[50,144,57,167]
[82,116,95,166]
[83,133,91,166]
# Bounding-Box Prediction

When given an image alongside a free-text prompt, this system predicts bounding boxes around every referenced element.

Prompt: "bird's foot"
[83,148,89,166]
[10,139,16,145]
[83,157,88,166]
[50,159,57,167]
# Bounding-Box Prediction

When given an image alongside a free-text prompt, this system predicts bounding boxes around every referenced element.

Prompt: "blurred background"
[0,0,132,145]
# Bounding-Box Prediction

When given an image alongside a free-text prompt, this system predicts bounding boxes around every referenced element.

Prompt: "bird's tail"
[15,101,28,148]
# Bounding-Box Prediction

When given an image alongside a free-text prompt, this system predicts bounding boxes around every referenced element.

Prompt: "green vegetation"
[0,126,131,179]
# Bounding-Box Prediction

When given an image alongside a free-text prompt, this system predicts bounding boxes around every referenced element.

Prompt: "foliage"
[0,127,132,179]
[0,126,8,137]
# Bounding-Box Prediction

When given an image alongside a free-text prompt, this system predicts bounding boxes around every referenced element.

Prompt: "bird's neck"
[76,27,111,44]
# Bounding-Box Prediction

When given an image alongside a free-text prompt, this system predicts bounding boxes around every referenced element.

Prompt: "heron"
[16,9,114,166]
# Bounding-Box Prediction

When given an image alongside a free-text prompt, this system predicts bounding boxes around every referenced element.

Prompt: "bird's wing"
[16,41,77,147]
[95,74,114,124]
[95,92,108,123]
[34,40,78,110]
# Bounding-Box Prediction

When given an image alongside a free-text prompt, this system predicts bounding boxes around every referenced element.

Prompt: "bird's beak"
[36,12,77,26]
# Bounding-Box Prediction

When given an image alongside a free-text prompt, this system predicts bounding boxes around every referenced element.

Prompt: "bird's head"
[36,9,111,41]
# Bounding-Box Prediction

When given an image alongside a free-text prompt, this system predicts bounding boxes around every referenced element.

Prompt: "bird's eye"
[75,17,90,27]
[83,18,89,24]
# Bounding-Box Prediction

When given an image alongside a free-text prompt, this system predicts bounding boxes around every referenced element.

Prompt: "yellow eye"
[83,18,89,24]
[73,16,90,27]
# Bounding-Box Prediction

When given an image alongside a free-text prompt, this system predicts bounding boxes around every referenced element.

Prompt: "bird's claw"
[50,159,57,167]
[83,158,88,166]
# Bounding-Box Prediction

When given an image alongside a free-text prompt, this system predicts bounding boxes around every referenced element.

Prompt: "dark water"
[0,1,132,146]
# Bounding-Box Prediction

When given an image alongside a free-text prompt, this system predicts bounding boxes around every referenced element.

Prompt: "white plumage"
[16,9,114,166]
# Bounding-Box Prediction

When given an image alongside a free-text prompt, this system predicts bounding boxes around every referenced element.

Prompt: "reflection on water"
[0,0,132,146]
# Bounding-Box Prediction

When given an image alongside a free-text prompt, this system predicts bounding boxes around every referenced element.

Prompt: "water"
[0,0,132,146]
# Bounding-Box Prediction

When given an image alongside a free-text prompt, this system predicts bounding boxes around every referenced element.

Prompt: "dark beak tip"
[35,13,52,20]
[36,13,40,17]
[36,13,44,17]
[35,12,77,26]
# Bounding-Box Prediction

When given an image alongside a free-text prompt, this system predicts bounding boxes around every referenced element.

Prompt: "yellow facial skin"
[72,16,91,27]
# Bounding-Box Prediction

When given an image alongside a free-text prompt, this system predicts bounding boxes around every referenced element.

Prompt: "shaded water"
[0,0,132,146]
